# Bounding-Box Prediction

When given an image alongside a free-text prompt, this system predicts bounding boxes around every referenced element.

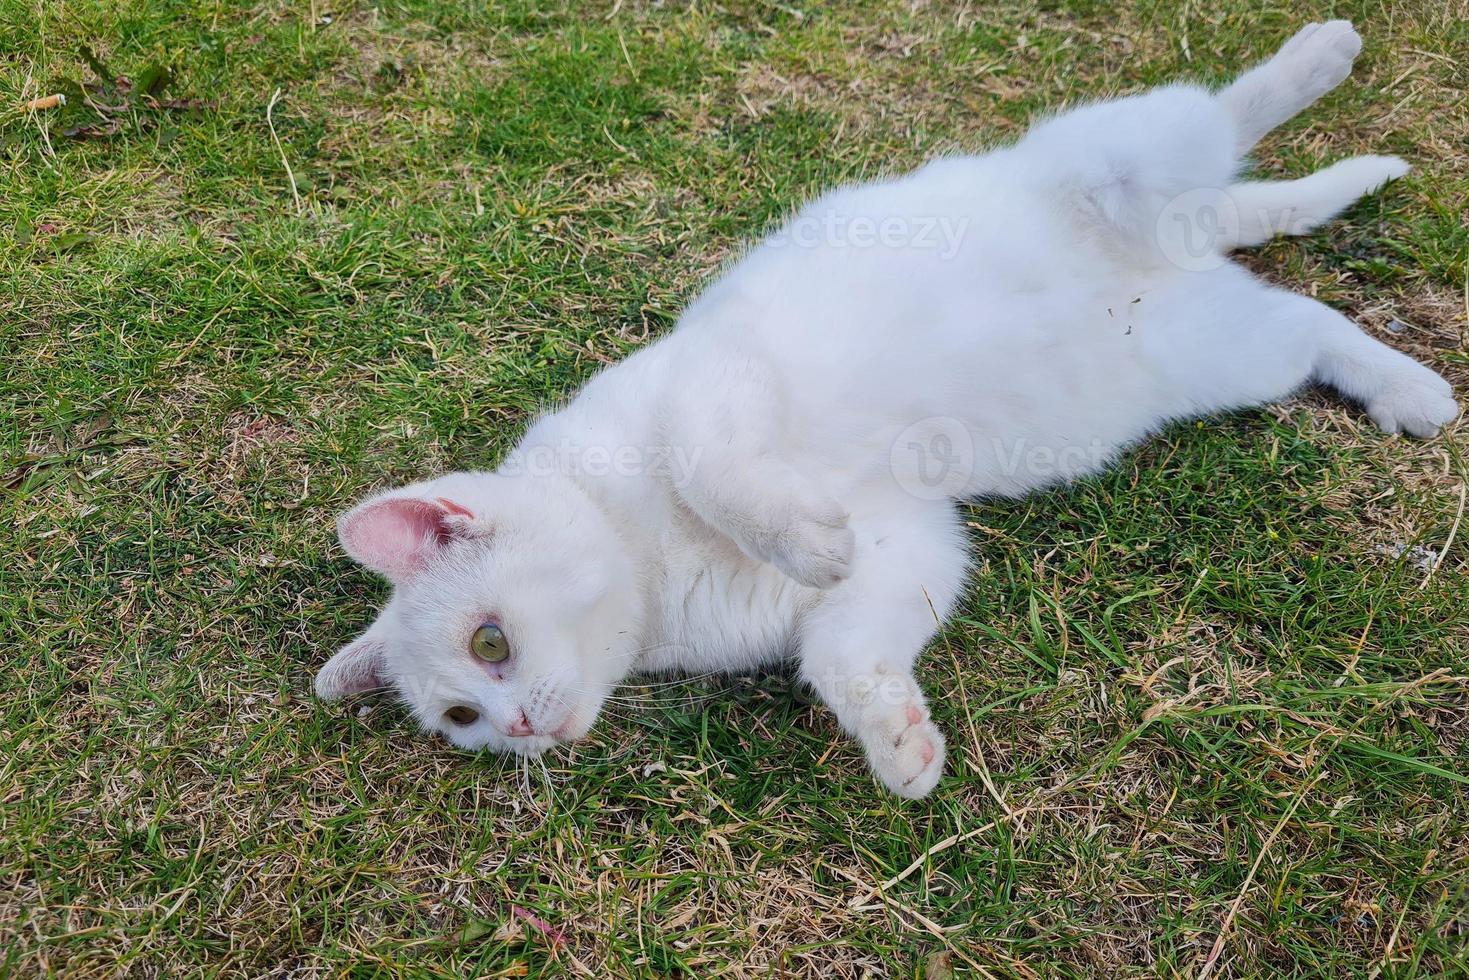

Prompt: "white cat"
[316,22,1457,798]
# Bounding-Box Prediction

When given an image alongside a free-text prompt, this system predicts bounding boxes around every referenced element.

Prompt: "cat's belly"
[636,523,816,675]
[779,276,1195,502]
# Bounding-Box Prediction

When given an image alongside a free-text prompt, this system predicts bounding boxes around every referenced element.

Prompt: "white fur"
[316,22,1457,798]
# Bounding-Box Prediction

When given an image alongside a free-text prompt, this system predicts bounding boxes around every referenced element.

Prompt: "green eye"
[445,705,480,726]
[470,623,509,663]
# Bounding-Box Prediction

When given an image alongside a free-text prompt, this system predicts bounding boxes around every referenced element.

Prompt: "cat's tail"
[1017,21,1385,267]
[1020,91,1406,266]
[1210,155,1409,250]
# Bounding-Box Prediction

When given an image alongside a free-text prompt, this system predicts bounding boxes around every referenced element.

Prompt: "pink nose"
[507,710,535,737]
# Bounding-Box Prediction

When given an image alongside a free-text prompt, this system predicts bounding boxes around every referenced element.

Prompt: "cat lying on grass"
[316,22,1456,798]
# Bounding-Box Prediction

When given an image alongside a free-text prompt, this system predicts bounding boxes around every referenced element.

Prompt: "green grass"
[2,1,1467,976]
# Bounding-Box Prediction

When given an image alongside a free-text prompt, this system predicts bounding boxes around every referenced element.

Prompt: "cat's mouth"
[443,725,563,756]
[498,704,591,755]
[504,733,561,756]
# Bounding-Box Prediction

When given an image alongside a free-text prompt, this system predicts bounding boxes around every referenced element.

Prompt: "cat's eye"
[470,623,510,663]
[445,705,480,726]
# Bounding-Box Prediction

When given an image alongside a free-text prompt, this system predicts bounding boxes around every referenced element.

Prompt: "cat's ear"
[315,629,388,700]
[337,492,477,583]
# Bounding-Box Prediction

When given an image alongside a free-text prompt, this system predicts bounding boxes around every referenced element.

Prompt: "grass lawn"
[3,0,1467,975]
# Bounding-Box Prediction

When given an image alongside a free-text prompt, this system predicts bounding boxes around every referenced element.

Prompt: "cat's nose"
[506,709,535,737]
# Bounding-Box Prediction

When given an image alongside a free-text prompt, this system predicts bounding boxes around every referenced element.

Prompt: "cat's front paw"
[1364,363,1458,438]
[766,500,855,589]
[861,699,946,799]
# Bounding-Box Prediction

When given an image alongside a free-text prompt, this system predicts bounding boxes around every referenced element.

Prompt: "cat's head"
[315,472,641,756]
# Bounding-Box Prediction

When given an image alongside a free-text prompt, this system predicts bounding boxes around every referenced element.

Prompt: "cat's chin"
[444,703,599,757]
[500,715,596,756]
[443,727,562,757]
[503,734,562,757]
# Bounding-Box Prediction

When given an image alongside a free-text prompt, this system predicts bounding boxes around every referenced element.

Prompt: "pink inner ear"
[333,662,384,696]
[436,497,474,519]
[317,636,387,699]
[340,497,455,581]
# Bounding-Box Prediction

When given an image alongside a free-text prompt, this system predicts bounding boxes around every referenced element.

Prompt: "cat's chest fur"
[633,508,814,676]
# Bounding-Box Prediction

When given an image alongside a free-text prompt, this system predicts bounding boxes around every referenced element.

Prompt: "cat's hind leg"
[796,498,969,798]
[1220,21,1362,155]
[1288,294,1459,437]
[1015,21,1368,265]
[1016,84,1240,262]
[1154,274,1457,438]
